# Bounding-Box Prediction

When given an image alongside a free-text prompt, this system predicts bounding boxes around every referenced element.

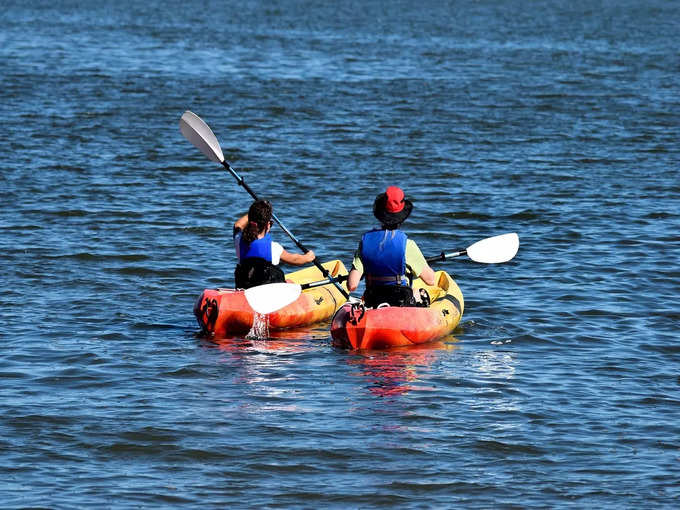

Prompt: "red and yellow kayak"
[194,260,348,337]
[330,271,464,350]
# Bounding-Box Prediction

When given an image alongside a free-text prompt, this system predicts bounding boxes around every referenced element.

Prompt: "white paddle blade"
[179,111,225,163]
[244,283,302,315]
[466,233,519,263]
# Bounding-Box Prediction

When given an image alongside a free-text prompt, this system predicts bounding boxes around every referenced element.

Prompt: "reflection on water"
[204,331,465,399]
[348,338,461,397]
[463,349,521,421]
[472,350,517,380]
[205,334,312,356]
[203,323,329,354]
[202,335,312,415]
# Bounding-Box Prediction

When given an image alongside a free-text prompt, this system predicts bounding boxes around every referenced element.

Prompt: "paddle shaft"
[426,249,466,264]
[221,160,350,299]
[300,274,349,290]
[222,160,299,246]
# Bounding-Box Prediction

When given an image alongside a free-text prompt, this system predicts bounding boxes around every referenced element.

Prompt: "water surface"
[1,0,679,508]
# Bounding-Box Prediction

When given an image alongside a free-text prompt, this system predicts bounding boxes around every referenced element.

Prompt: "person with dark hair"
[347,186,435,307]
[233,200,315,289]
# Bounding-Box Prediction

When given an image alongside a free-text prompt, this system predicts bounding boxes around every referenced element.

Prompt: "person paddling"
[233,200,315,289]
[347,186,436,307]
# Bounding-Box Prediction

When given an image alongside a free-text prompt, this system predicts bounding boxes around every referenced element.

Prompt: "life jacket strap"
[365,274,406,285]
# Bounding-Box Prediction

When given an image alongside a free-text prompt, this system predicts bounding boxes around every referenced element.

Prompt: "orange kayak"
[194,260,348,337]
[331,271,464,350]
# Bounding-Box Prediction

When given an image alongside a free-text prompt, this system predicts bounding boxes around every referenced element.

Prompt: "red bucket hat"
[373,186,413,227]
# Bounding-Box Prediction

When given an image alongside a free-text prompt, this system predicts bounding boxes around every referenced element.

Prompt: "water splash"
[246,312,270,339]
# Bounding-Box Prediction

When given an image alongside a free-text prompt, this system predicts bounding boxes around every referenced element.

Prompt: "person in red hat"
[347,186,435,307]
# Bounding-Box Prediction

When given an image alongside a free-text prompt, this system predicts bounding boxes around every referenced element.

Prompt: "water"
[2,0,679,507]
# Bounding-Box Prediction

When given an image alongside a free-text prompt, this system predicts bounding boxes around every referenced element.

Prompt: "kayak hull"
[331,271,464,350]
[194,260,349,337]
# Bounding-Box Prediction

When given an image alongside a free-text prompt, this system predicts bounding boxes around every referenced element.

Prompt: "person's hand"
[304,249,315,263]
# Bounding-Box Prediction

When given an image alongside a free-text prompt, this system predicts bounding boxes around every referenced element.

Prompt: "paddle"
[179,110,349,299]
[244,275,350,315]
[244,283,302,315]
[251,233,519,314]
[426,233,519,264]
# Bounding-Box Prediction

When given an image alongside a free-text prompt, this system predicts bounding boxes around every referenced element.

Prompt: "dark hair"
[242,200,273,243]
[380,221,402,230]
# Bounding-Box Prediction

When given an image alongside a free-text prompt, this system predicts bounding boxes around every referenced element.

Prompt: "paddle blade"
[244,283,302,315]
[179,111,225,163]
[466,233,519,263]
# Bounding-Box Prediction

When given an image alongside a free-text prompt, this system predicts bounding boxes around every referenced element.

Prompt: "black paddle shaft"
[300,274,349,290]
[426,249,467,264]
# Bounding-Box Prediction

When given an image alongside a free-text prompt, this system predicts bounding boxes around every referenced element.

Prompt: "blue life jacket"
[239,232,273,262]
[360,229,408,286]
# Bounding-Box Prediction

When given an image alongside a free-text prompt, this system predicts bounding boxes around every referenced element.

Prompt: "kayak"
[194,260,349,337]
[330,270,464,350]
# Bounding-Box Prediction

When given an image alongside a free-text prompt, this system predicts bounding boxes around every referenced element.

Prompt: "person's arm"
[406,240,436,286]
[418,264,436,286]
[347,246,363,292]
[233,213,248,235]
[279,248,315,266]
[347,268,362,292]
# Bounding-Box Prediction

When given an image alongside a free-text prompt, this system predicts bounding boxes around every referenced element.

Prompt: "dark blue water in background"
[2,0,679,507]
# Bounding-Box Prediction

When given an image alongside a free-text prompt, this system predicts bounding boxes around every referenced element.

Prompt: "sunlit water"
[1,0,679,508]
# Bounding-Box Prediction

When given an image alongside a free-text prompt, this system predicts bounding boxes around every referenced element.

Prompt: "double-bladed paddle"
[247,233,519,314]
[243,275,350,315]
[425,232,519,264]
[179,111,349,299]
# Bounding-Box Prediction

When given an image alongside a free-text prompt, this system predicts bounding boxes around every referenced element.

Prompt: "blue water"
[2,0,679,507]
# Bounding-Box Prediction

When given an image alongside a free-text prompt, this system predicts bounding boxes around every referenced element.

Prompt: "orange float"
[194,260,348,337]
[331,271,464,350]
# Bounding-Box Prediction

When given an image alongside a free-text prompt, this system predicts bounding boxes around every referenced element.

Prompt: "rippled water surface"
[2,0,679,508]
